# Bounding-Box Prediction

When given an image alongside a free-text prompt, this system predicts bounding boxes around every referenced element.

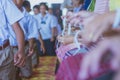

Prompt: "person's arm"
[58,35,74,45]
[51,27,56,42]
[38,34,45,53]
[27,16,40,56]
[4,0,25,67]
[12,22,25,67]
[50,16,57,42]
[28,38,35,57]
[12,23,25,52]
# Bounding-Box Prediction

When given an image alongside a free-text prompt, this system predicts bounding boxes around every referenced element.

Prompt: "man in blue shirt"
[36,3,57,56]
[0,0,25,80]
[10,0,40,79]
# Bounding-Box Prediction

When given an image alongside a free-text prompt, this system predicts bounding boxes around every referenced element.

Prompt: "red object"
[56,54,112,80]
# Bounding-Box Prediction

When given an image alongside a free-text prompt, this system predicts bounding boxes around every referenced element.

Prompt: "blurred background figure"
[33,5,40,15]
[35,3,57,56]
[48,8,62,35]
[60,0,73,11]
[23,0,31,12]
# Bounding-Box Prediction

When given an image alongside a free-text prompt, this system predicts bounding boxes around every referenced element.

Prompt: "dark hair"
[79,0,84,4]
[33,5,39,10]
[39,3,48,10]
[23,0,31,8]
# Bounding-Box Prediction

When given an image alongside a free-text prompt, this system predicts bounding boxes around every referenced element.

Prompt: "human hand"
[14,50,25,67]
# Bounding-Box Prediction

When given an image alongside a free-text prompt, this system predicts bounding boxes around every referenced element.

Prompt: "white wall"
[29,0,64,8]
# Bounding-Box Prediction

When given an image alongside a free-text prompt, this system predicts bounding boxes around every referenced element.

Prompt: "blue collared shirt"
[0,0,23,46]
[35,13,57,40]
[9,8,38,46]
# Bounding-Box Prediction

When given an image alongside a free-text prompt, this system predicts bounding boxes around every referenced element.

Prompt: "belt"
[11,41,29,48]
[11,46,18,49]
[0,40,9,50]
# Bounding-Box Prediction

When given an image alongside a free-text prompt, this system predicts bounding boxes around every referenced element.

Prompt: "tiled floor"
[24,56,57,80]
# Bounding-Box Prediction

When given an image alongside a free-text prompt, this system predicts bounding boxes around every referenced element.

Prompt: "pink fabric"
[56,54,112,80]
[94,0,110,14]
[56,43,77,62]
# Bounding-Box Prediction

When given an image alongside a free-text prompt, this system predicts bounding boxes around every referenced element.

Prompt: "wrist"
[41,43,44,47]
[18,49,24,53]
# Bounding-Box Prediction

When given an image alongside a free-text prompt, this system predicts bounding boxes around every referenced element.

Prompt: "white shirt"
[51,14,62,35]
[0,0,23,45]
[35,13,57,40]
[9,8,38,46]
[61,0,73,10]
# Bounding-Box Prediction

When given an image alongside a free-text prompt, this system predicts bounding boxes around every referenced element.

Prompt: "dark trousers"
[43,39,56,56]
[36,40,43,56]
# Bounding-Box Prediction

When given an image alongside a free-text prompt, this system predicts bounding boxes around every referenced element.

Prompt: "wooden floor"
[23,56,57,80]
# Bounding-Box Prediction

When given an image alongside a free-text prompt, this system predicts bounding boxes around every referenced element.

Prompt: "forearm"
[38,34,44,46]
[12,22,25,52]
[28,38,35,48]
[52,27,56,38]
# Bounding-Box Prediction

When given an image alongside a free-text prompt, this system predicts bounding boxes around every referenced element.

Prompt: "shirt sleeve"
[28,15,39,39]
[50,16,57,28]
[3,0,23,25]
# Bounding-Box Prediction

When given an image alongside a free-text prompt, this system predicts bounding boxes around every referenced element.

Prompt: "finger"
[78,55,91,79]
[92,24,108,42]
[90,41,110,74]
[14,54,18,64]
[19,58,25,67]
[77,11,93,18]
[110,47,120,71]
[90,53,100,75]
[66,12,74,20]
[74,19,81,27]
[111,57,120,71]
[28,51,33,57]
[15,56,22,67]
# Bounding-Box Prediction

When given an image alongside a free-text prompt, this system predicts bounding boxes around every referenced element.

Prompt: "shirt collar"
[39,13,49,19]
[22,7,27,15]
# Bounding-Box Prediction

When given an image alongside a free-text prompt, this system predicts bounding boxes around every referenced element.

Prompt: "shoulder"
[46,13,55,19]
[0,0,13,8]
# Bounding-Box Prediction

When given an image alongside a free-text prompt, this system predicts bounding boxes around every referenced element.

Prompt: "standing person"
[33,5,40,15]
[10,0,39,79]
[61,0,74,11]
[24,1,45,67]
[0,0,25,80]
[36,3,57,56]
[48,8,61,35]
[22,0,31,12]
